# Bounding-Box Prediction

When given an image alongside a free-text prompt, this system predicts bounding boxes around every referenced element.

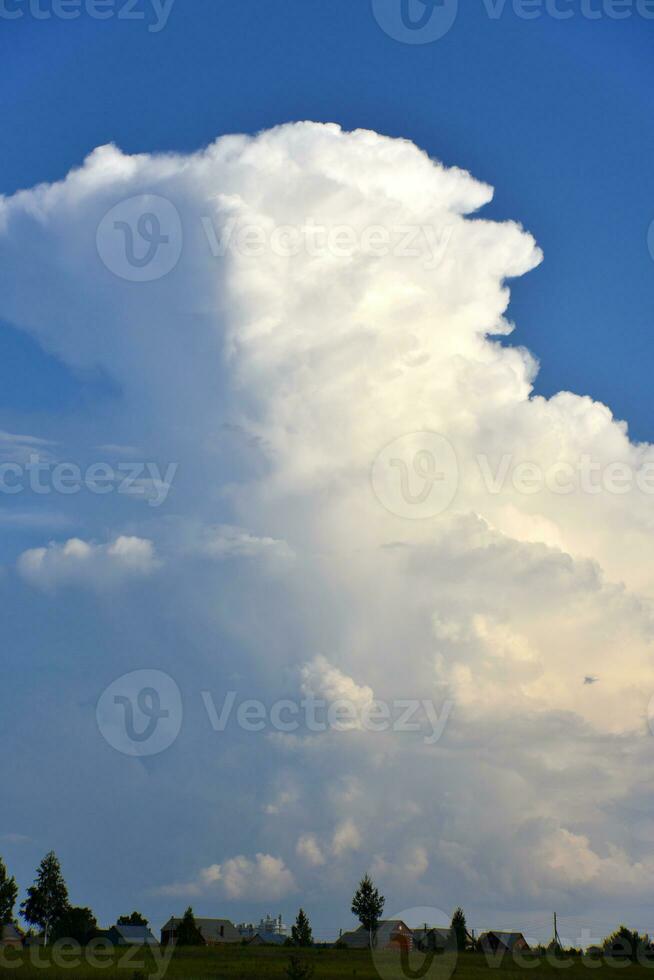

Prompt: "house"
[247,932,288,946]
[106,924,158,946]
[338,921,413,951]
[413,926,458,951]
[0,924,24,949]
[479,931,530,954]
[161,917,241,946]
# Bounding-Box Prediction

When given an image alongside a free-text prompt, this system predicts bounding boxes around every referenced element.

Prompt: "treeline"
[2,856,652,960]
[0,851,147,945]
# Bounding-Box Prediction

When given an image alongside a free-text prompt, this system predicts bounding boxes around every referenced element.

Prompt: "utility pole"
[553,913,562,951]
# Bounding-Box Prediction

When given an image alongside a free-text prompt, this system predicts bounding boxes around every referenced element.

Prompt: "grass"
[1,947,652,980]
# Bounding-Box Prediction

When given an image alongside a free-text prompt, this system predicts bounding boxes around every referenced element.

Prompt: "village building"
[106,924,158,946]
[412,926,465,951]
[247,932,288,946]
[160,917,241,946]
[0,924,23,949]
[338,920,413,951]
[478,931,530,954]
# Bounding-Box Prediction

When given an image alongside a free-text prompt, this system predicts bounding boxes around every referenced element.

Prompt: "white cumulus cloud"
[17,535,159,591]
[2,122,654,929]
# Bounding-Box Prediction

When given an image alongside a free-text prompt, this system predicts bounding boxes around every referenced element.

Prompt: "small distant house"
[0,924,24,949]
[161,917,241,946]
[247,932,288,946]
[479,931,530,954]
[106,924,158,946]
[413,926,459,951]
[338,921,413,952]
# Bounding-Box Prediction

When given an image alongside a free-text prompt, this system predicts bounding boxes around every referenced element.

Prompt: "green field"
[2,947,653,980]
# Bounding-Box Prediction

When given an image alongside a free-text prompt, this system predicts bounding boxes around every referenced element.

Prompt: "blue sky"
[2,0,654,946]
[2,2,653,436]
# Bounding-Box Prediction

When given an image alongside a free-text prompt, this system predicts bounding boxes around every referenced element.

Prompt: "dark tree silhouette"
[176,906,204,946]
[451,907,467,951]
[351,873,385,946]
[117,911,149,927]
[20,851,70,945]
[0,856,18,926]
[291,908,313,947]
[50,906,98,945]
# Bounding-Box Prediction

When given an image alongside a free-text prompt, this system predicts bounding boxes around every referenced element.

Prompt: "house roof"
[161,917,240,942]
[413,927,452,938]
[1,924,23,943]
[249,932,287,945]
[338,921,412,948]
[111,924,157,944]
[481,931,527,950]
[413,926,456,945]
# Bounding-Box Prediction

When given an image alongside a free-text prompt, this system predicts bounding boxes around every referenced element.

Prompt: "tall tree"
[451,907,467,951]
[291,908,313,947]
[0,856,18,925]
[176,906,204,946]
[351,873,385,946]
[117,911,148,927]
[20,851,70,945]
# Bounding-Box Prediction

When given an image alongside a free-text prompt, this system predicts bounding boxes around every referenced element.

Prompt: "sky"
[1,0,654,947]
